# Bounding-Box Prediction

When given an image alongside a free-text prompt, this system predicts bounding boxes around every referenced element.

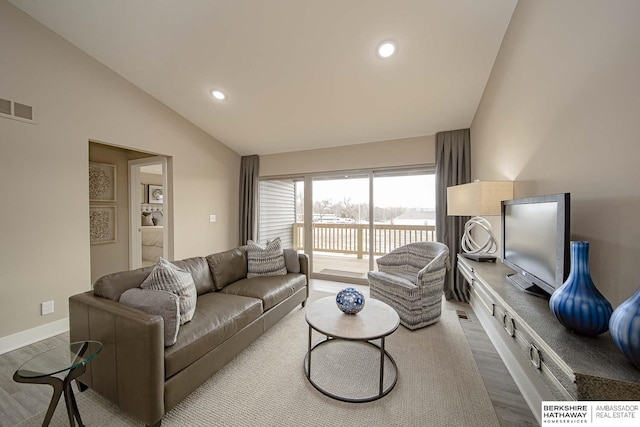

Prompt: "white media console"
[457,255,640,424]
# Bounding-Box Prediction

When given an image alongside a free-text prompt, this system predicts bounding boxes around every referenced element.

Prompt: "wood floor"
[0,280,537,427]
[0,332,71,427]
[444,299,538,427]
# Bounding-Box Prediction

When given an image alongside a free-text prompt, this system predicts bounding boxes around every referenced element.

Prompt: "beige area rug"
[18,292,499,427]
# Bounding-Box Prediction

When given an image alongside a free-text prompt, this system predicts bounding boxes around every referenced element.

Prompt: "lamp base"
[461,253,496,262]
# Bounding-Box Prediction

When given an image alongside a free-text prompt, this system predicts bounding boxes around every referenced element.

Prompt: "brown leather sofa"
[69,247,309,426]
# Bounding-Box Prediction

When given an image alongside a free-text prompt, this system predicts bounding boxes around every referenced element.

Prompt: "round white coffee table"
[304,296,400,402]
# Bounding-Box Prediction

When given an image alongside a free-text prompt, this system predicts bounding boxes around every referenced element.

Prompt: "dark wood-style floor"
[0,280,537,427]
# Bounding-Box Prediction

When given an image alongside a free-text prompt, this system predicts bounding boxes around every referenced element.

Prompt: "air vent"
[0,97,37,124]
[0,98,10,115]
[456,310,469,320]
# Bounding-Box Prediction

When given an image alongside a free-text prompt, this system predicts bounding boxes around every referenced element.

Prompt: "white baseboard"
[0,318,69,355]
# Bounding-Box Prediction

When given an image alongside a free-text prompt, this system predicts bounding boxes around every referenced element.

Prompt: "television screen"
[501,193,570,296]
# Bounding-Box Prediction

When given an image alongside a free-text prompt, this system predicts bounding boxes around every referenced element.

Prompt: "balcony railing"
[293,223,436,258]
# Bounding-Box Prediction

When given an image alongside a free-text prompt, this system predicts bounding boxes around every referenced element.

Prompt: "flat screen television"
[501,193,570,297]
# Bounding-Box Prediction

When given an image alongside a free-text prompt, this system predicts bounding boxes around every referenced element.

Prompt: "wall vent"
[0,97,37,124]
[0,98,11,115]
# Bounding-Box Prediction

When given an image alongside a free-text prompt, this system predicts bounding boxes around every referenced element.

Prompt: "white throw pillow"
[246,237,287,278]
[141,257,197,324]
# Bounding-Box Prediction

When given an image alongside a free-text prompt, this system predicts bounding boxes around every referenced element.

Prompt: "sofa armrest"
[298,253,310,301]
[298,253,309,276]
[69,291,165,426]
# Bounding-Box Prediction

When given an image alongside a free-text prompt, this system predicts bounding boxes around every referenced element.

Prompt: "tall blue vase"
[609,288,640,367]
[549,241,612,337]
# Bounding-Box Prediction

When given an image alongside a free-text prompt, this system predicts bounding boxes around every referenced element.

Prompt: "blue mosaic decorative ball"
[336,288,365,314]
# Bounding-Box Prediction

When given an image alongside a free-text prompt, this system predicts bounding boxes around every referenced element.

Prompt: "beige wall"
[260,135,435,177]
[0,1,240,339]
[471,0,640,306]
[140,172,163,186]
[88,143,136,284]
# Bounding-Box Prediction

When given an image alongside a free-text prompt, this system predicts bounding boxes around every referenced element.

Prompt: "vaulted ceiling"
[10,0,517,155]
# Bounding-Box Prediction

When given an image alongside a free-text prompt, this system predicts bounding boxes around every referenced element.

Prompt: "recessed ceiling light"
[211,90,226,101]
[377,41,397,58]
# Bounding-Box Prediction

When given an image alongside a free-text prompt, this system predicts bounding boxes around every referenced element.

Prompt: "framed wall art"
[148,185,163,204]
[89,162,116,202]
[90,205,117,244]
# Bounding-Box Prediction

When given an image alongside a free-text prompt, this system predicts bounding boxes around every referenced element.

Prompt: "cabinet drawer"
[458,258,474,283]
[489,296,574,400]
[468,274,575,401]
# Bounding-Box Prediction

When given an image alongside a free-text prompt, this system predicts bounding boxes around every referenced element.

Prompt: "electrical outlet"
[41,300,54,316]
[209,214,216,223]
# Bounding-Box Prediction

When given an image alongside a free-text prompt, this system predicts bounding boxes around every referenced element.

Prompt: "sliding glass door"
[311,175,370,281]
[259,167,436,284]
[372,172,436,271]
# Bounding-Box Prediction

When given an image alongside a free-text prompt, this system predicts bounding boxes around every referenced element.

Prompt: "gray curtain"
[239,155,259,246]
[435,129,471,302]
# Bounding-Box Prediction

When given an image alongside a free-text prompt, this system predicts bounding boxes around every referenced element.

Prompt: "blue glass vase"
[336,288,365,314]
[609,288,640,367]
[549,241,612,337]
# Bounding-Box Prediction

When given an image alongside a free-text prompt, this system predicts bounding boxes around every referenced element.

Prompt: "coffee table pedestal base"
[304,333,398,403]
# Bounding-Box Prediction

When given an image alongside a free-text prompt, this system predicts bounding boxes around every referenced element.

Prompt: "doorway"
[129,157,171,269]
[89,142,173,283]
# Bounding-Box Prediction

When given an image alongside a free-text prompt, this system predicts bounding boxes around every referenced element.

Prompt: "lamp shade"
[447,181,514,216]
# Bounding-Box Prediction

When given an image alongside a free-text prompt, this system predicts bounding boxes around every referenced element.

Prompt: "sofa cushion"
[164,292,263,379]
[246,238,287,278]
[94,265,154,301]
[219,273,306,311]
[119,288,180,346]
[141,258,197,325]
[206,248,247,290]
[283,249,300,273]
[173,257,215,296]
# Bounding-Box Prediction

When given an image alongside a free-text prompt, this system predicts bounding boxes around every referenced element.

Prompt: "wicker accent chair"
[368,242,450,330]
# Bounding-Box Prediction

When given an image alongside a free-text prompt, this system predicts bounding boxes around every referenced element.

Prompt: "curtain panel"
[239,155,259,246]
[435,129,471,302]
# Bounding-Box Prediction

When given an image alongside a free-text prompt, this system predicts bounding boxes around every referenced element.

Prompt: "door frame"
[128,156,171,269]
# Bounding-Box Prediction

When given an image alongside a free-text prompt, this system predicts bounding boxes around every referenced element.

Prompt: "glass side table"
[13,340,102,427]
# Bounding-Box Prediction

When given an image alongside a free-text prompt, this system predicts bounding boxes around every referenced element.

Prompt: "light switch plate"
[209,214,216,223]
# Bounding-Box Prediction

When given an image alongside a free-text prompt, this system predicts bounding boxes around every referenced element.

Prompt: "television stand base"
[506,273,548,297]
[461,253,496,262]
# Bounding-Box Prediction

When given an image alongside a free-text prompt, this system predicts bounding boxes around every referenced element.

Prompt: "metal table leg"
[14,362,87,427]
[307,325,312,378]
[380,336,385,396]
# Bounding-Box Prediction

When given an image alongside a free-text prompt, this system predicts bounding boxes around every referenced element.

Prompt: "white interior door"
[128,156,170,269]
